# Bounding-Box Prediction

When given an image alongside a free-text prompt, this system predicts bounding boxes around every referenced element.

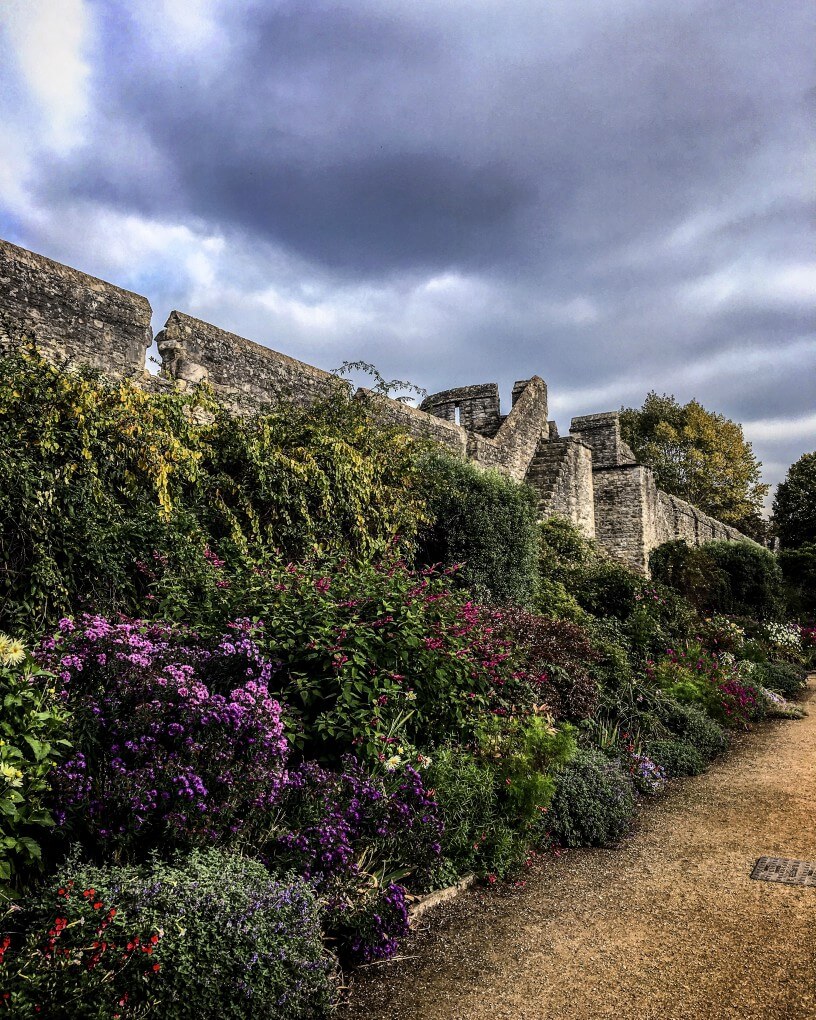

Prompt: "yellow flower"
[0,635,10,658]
[0,763,23,788]
[1,640,26,667]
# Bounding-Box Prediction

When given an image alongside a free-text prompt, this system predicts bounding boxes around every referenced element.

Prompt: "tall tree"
[773,451,816,549]
[620,392,768,537]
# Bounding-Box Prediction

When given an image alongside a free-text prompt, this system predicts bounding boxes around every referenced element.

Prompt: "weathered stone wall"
[0,238,152,377]
[569,412,637,468]
[356,390,469,457]
[421,376,548,483]
[0,237,760,576]
[156,311,347,409]
[420,383,502,437]
[590,465,654,573]
[490,377,549,482]
[531,438,596,538]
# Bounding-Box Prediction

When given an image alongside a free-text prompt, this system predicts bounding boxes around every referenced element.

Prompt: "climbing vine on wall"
[0,346,430,635]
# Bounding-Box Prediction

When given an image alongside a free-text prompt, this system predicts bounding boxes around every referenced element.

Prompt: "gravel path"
[340,680,816,1020]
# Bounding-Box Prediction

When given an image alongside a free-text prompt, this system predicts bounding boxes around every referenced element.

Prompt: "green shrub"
[645,738,706,778]
[0,347,428,636]
[423,748,527,882]
[779,543,816,622]
[655,701,728,760]
[2,850,334,1019]
[0,641,70,894]
[753,662,807,700]
[547,748,636,848]
[416,452,539,606]
[651,539,783,620]
[479,716,577,824]
[424,719,576,882]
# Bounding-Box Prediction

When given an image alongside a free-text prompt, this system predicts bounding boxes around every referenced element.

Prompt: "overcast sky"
[1,0,813,502]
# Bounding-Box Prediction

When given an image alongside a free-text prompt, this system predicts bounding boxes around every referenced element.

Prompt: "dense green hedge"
[650,539,783,620]
[416,452,539,605]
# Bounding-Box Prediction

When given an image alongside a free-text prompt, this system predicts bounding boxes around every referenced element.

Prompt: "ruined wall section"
[156,311,347,410]
[569,412,637,468]
[0,238,152,377]
[421,376,548,483]
[420,384,502,437]
[590,465,654,573]
[655,491,753,549]
[526,437,595,538]
[356,391,469,457]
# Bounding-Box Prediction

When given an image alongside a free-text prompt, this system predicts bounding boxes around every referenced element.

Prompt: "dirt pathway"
[340,682,816,1020]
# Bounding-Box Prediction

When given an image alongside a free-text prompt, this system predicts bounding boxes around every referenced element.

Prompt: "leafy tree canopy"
[620,392,768,536]
[772,451,816,549]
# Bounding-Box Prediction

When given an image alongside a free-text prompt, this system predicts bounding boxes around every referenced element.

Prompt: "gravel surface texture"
[339,679,816,1020]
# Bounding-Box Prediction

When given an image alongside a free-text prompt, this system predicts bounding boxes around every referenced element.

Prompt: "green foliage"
[479,716,577,825]
[620,391,768,533]
[547,748,636,848]
[3,851,333,1020]
[654,701,728,760]
[778,543,816,622]
[424,748,527,882]
[191,557,511,761]
[0,644,70,894]
[424,717,576,882]
[752,662,807,700]
[416,452,539,606]
[0,347,429,636]
[645,738,706,778]
[650,540,783,620]
[773,451,816,549]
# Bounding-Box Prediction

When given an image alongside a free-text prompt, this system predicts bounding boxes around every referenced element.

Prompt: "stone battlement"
[0,237,757,573]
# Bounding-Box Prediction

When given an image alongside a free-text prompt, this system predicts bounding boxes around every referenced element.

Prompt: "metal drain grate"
[751,857,816,887]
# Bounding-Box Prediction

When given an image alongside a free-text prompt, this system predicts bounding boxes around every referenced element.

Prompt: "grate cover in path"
[751,857,816,886]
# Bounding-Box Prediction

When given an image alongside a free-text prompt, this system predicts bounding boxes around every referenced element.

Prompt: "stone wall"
[584,421,760,575]
[527,437,595,538]
[0,237,760,577]
[156,311,346,409]
[356,390,469,457]
[420,383,502,437]
[420,376,549,483]
[0,238,152,377]
[569,412,638,468]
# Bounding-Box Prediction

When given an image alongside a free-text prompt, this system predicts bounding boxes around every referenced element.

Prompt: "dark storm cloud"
[3,0,814,491]
[42,0,809,277]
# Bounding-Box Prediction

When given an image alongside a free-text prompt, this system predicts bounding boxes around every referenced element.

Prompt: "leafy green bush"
[423,718,576,882]
[779,543,816,622]
[547,748,636,848]
[752,662,807,700]
[2,851,334,1019]
[416,452,539,606]
[651,539,783,620]
[645,738,706,778]
[0,347,428,636]
[0,641,70,894]
[423,748,527,882]
[654,701,728,760]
